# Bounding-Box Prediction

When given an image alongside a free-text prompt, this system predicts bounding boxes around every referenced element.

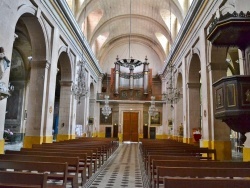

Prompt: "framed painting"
[150,112,161,125]
[100,108,112,124]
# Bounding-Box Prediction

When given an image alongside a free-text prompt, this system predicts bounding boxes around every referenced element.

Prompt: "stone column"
[57,80,73,141]
[207,62,231,160]
[23,61,50,148]
[143,58,149,94]
[129,66,134,90]
[114,62,120,94]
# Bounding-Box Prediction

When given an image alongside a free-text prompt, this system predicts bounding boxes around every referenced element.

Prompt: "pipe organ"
[113,56,150,97]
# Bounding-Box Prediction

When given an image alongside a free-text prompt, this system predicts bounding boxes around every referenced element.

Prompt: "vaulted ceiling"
[66,0,193,74]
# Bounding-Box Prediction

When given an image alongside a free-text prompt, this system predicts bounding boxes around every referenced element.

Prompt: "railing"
[97,90,164,101]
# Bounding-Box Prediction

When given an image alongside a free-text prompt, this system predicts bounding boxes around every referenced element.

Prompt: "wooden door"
[113,125,118,138]
[105,127,112,138]
[143,125,148,138]
[123,112,138,142]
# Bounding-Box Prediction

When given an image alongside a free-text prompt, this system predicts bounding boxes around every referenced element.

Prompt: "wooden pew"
[145,152,202,172]
[0,160,68,188]
[163,178,250,188]
[48,141,111,160]
[0,171,48,188]
[5,150,88,185]
[0,154,79,187]
[152,160,250,187]
[33,144,102,170]
[156,167,250,188]
[20,147,94,175]
[144,148,216,161]
[148,156,200,183]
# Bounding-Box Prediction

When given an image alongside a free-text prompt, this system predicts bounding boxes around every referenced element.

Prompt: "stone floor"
[84,142,148,188]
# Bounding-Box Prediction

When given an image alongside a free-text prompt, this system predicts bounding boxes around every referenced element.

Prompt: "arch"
[175,71,184,137]
[55,51,73,141]
[16,5,48,61]
[186,53,201,141]
[188,53,201,83]
[13,10,48,147]
[58,51,73,82]
[89,82,95,99]
[99,34,166,65]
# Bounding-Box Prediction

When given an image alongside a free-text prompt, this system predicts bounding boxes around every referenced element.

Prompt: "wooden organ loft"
[99,56,162,101]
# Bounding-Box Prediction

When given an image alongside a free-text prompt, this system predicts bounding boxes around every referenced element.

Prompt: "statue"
[0,47,13,100]
[0,47,10,79]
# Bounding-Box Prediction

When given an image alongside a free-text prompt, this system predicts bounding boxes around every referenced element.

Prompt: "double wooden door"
[123,112,138,142]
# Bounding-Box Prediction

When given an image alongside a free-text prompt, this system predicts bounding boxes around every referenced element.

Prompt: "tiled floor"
[85,142,146,188]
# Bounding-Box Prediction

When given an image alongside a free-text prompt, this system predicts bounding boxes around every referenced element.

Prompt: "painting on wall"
[100,108,112,124]
[150,112,161,125]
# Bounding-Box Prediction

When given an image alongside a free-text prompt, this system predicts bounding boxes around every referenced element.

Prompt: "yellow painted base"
[118,133,123,142]
[183,137,189,143]
[177,136,183,142]
[184,137,193,144]
[97,132,105,138]
[165,134,172,139]
[172,135,178,141]
[92,132,98,137]
[212,140,231,161]
[56,134,74,142]
[43,136,53,143]
[23,136,44,148]
[201,140,211,148]
[156,135,168,139]
[243,147,250,162]
[139,134,143,139]
[201,140,231,161]
[0,139,5,154]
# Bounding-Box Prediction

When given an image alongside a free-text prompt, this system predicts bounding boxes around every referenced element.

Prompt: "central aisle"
[86,142,145,188]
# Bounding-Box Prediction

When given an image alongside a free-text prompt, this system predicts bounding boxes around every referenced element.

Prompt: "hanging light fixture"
[102,95,112,119]
[162,1,182,106]
[163,63,182,104]
[148,96,158,117]
[72,59,88,104]
[102,74,112,119]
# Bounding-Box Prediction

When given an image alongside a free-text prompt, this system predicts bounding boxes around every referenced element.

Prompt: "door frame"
[118,103,144,142]
[122,111,139,142]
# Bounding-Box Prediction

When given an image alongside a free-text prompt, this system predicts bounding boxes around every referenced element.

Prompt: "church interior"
[1,0,250,187]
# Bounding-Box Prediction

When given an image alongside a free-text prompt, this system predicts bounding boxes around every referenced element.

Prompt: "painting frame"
[100,108,112,125]
[150,112,161,125]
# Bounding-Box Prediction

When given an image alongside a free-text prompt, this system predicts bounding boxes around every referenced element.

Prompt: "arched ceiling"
[67,0,193,74]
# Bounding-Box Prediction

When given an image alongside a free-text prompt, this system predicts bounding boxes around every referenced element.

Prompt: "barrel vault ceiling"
[66,0,193,72]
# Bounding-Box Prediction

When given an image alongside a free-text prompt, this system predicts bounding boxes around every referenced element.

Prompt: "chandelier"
[163,64,182,104]
[148,96,158,117]
[72,60,88,104]
[102,95,112,119]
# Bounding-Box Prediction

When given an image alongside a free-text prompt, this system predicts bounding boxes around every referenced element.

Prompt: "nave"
[86,143,145,188]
